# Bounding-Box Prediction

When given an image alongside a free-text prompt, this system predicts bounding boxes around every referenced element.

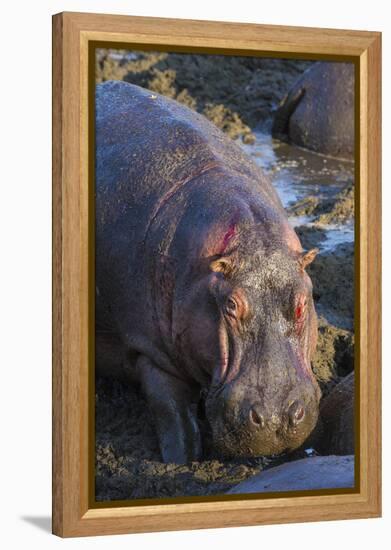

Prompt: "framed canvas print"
[52,12,381,537]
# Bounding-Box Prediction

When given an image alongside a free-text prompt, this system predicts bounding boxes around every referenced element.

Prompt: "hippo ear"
[210,257,235,278]
[299,248,319,270]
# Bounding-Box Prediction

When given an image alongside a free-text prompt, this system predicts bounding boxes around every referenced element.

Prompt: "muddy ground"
[96,49,313,139]
[95,51,355,502]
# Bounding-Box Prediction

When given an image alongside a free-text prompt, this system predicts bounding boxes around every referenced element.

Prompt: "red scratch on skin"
[218,224,236,254]
[219,213,243,256]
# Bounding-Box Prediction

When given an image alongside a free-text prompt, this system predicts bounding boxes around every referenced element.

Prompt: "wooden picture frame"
[52,11,381,537]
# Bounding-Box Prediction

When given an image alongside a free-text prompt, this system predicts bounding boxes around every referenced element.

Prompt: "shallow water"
[240,132,355,251]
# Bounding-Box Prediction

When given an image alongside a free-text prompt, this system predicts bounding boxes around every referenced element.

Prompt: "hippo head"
[175,221,321,458]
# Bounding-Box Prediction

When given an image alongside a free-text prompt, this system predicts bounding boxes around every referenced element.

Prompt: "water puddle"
[240,132,355,252]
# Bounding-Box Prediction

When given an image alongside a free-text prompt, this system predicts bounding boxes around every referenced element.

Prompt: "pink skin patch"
[295,304,303,321]
[294,295,307,334]
[292,295,318,386]
[282,221,303,253]
[218,322,229,381]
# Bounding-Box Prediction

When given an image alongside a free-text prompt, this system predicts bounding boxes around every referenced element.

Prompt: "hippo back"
[96,80,283,234]
[95,81,285,335]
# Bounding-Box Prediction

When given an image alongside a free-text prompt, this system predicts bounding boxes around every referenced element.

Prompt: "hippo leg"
[137,355,202,463]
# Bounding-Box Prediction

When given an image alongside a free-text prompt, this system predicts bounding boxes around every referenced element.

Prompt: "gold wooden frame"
[52,11,381,537]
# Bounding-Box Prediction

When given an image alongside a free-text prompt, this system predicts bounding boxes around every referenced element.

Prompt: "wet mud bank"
[96,49,313,140]
[95,51,355,501]
[96,376,277,501]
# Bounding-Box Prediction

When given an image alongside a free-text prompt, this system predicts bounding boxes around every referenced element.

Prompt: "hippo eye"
[225,297,237,316]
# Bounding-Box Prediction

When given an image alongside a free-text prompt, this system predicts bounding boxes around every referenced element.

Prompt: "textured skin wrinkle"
[145,160,221,242]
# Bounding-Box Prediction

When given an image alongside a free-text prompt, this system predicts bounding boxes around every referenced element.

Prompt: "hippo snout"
[287,400,306,426]
[249,399,306,431]
[206,384,320,458]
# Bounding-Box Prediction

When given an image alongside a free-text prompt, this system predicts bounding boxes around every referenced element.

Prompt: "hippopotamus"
[96,80,321,464]
[272,62,354,159]
[313,372,355,455]
[227,456,355,494]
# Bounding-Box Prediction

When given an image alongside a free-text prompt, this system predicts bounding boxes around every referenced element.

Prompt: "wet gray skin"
[95,80,321,463]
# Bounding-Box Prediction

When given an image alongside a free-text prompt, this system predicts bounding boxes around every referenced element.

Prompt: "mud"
[96,49,313,141]
[95,376,280,501]
[288,184,354,225]
[95,49,355,501]
[307,242,354,330]
[311,317,354,395]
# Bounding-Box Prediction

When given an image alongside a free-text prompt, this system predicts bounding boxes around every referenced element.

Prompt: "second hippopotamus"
[96,80,321,463]
[272,62,354,159]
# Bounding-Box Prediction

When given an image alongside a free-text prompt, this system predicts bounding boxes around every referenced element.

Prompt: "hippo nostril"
[249,407,265,429]
[288,400,306,427]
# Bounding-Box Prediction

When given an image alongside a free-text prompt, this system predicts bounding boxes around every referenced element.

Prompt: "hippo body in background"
[96,80,321,464]
[227,455,355,494]
[314,372,355,455]
[272,62,354,160]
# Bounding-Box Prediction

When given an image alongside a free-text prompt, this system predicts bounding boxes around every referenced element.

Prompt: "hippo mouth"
[208,404,319,459]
